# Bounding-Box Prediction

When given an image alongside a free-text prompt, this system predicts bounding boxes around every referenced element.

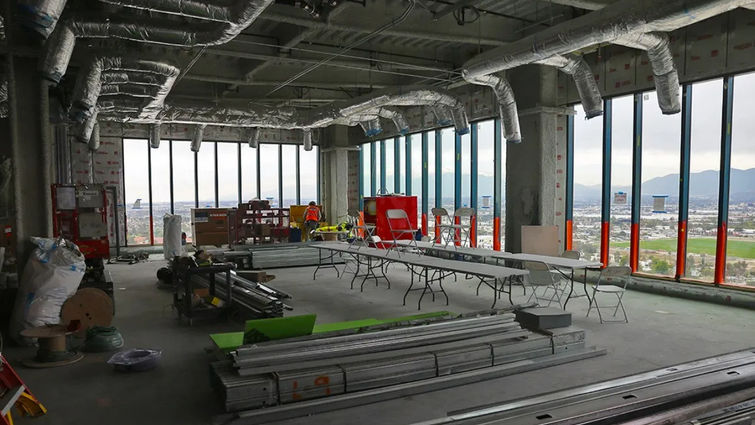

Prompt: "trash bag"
[163,214,182,260]
[108,348,162,372]
[10,237,86,345]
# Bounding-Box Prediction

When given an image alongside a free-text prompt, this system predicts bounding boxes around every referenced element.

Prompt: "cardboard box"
[194,231,228,247]
[255,223,272,236]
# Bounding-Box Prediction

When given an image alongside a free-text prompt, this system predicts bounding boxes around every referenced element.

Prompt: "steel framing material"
[600,99,611,269]
[714,76,734,284]
[169,140,175,214]
[629,93,643,273]
[435,130,443,241]
[277,144,283,207]
[193,150,199,208]
[380,139,386,193]
[676,84,692,279]
[359,145,364,210]
[470,122,478,247]
[147,139,155,245]
[370,142,377,196]
[237,143,243,205]
[214,142,220,207]
[295,146,301,205]
[419,349,755,425]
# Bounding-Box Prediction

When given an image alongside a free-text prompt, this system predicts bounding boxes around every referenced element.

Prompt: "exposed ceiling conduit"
[536,55,603,118]
[41,0,274,83]
[149,123,161,148]
[191,124,205,152]
[101,72,166,86]
[17,0,67,38]
[462,0,750,142]
[462,73,520,143]
[377,107,410,136]
[99,84,161,98]
[614,32,680,114]
[359,118,383,137]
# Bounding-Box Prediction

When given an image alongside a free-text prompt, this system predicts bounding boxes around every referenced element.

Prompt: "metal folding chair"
[561,250,581,260]
[346,208,375,250]
[523,261,567,309]
[385,209,420,257]
[431,207,456,247]
[452,207,474,247]
[587,266,630,323]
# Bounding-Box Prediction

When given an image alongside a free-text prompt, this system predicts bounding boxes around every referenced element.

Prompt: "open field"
[613,238,755,259]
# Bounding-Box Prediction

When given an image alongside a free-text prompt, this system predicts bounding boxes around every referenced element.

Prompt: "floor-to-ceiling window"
[727,72,755,287]
[240,145,258,202]
[123,139,150,245]
[440,128,455,215]
[300,145,319,204]
[384,138,394,194]
[374,141,382,194]
[572,104,603,261]
[461,131,471,209]
[260,144,279,207]
[608,96,634,266]
[686,79,723,280]
[409,134,422,225]
[171,140,195,241]
[281,144,297,208]
[478,120,496,249]
[398,138,406,194]
[362,143,371,198]
[217,142,240,208]
[197,142,216,208]
[150,142,171,244]
[426,131,436,232]
[639,90,682,276]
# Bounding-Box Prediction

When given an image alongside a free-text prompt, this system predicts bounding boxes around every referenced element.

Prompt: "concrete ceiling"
[66,0,580,108]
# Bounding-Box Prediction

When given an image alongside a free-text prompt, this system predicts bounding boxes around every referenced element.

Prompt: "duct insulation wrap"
[88,121,100,151]
[97,0,233,23]
[248,128,259,148]
[450,106,470,135]
[379,107,410,135]
[462,73,521,143]
[433,106,454,127]
[0,65,7,118]
[101,72,165,86]
[17,0,68,38]
[303,129,313,151]
[73,110,98,143]
[149,124,161,148]
[191,124,205,152]
[615,32,680,114]
[538,55,602,119]
[359,118,382,137]
[69,57,180,123]
[41,0,274,82]
[461,0,749,80]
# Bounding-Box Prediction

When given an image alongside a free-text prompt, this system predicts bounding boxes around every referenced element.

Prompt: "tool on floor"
[19,324,84,368]
[0,354,47,425]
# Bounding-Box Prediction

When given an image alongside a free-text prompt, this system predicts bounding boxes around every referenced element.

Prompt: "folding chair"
[385,209,420,257]
[587,266,630,323]
[452,207,474,246]
[346,208,375,250]
[561,250,581,260]
[523,261,567,309]
[431,207,456,247]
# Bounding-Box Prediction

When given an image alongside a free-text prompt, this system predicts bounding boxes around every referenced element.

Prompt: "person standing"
[302,201,321,241]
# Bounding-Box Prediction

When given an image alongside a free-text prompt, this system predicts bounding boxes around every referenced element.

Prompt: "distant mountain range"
[574,168,755,202]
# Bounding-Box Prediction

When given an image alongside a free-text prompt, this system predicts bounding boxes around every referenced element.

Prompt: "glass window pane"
[171,140,195,243]
[197,142,216,207]
[639,90,681,276]
[410,134,422,223]
[608,96,633,266]
[478,120,496,249]
[151,143,171,244]
[362,143,371,198]
[123,139,150,245]
[241,145,258,202]
[441,128,455,214]
[572,104,603,262]
[687,79,722,281]
[384,139,394,193]
[426,131,436,230]
[374,141,382,194]
[282,145,297,208]
[300,145,318,204]
[217,142,240,208]
[399,137,406,194]
[727,72,755,287]
[461,131,471,209]
[260,144,279,207]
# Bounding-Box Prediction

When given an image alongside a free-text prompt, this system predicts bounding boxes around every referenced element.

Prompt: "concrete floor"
[3,257,755,425]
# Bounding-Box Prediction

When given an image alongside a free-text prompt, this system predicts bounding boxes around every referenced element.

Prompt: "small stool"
[19,325,84,368]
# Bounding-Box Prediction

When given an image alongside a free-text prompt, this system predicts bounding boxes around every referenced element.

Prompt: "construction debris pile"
[210,313,605,424]
[189,270,290,318]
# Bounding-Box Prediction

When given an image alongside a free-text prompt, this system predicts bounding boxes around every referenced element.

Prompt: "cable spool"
[20,325,84,368]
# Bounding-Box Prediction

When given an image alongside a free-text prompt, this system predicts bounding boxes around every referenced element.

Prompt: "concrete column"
[7,55,54,266]
[319,126,360,224]
[505,65,564,253]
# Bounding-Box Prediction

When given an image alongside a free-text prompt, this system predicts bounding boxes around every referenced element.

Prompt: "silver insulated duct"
[359,118,383,137]
[149,123,161,148]
[463,74,521,143]
[17,0,68,38]
[247,128,259,148]
[614,32,680,114]
[41,0,274,83]
[88,121,100,151]
[302,129,313,151]
[191,124,205,152]
[536,55,602,118]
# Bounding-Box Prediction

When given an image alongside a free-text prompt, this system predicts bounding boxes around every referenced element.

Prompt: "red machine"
[363,195,418,243]
[51,184,110,259]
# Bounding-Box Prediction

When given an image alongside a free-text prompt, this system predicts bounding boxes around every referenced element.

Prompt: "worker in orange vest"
[302,201,321,240]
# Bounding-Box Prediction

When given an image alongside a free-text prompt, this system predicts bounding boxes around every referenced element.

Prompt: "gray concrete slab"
[3,259,754,425]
